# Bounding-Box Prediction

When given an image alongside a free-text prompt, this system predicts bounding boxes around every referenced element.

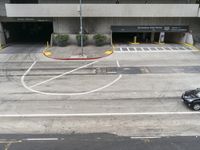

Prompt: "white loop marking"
[21,60,122,96]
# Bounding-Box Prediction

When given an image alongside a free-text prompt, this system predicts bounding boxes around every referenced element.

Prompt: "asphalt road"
[1,44,200,138]
[0,134,200,150]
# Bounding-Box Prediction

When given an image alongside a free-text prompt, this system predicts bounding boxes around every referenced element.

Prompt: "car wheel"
[192,103,200,111]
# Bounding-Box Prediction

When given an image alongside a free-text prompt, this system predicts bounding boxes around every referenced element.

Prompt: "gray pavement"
[0,134,200,150]
[1,44,200,138]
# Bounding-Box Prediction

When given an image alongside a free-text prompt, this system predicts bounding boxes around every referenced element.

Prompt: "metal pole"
[80,0,83,56]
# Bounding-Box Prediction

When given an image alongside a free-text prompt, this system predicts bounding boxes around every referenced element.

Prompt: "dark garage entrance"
[112,32,160,44]
[2,22,53,44]
[111,26,189,44]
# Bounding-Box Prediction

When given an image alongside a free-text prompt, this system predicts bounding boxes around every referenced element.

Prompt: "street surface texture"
[0,134,200,150]
[0,44,200,139]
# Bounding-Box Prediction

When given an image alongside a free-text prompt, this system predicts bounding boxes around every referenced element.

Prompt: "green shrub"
[93,34,107,46]
[76,34,88,46]
[54,34,69,47]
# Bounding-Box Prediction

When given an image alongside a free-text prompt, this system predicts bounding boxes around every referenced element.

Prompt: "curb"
[43,49,113,61]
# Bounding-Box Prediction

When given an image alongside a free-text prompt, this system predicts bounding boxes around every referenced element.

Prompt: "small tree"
[93,34,107,46]
[76,34,88,46]
[54,34,69,47]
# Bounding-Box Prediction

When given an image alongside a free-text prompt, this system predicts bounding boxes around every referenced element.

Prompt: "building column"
[159,32,165,43]
[0,22,6,45]
[150,32,155,43]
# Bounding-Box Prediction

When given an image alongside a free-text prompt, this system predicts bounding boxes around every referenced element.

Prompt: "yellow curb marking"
[129,42,140,45]
[105,50,113,55]
[43,50,52,57]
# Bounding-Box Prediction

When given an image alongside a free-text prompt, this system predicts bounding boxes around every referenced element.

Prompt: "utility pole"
[80,0,84,56]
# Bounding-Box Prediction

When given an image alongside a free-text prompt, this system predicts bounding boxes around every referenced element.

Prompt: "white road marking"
[0,112,199,117]
[115,46,198,53]
[130,136,161,139]
[107,71,117,74]
[116,60,120,67]
[23,138,59,141]
[114,50,198,53]
[21,60,122,96]
[0,140,22,143]
[30,60,99,88]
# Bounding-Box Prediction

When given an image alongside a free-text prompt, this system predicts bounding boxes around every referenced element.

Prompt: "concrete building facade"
[0,0,200,45]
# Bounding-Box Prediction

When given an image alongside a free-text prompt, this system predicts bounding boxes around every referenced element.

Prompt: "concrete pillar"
[0,22,5,45]
[150,32,155,43]
[159,32,165,43]
[185,32,194,45]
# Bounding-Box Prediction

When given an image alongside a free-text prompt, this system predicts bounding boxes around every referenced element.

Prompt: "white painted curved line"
[21,60,122,96]
[116,60,120,67]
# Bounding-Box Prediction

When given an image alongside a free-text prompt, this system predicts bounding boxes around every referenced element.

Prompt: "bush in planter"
[76,34,88,46]
[54,34,69,47]
[93,34,107,46]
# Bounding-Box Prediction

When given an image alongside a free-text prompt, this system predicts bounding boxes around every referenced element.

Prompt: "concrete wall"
[53,18,79,34]
[5,4,199,17]
[39,0,197,4]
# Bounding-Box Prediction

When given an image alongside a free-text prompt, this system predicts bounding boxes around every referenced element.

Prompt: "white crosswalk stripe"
[115,46,198,53]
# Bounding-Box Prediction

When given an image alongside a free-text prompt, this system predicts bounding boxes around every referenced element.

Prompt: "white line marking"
[21,60,122,96]
[107,71,117,74]
[0,112,199,117]
[116,60,120,67]
[114,50,198,53]
[130,136,161,139]
[30,60,99,88]
[24,138,59,141]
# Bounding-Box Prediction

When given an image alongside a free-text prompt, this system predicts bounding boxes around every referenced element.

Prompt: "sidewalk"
[44,45,112,60]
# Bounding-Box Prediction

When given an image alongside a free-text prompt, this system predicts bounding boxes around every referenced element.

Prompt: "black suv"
[182,88,200,111]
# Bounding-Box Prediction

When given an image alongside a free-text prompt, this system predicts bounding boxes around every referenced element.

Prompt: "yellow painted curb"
[129,42,140,45]
[154,42,165,45]
[104,50,113,55]
[43,50,52,57]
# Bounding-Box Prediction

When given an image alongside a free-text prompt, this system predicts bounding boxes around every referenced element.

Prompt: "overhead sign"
[111,26,189,33]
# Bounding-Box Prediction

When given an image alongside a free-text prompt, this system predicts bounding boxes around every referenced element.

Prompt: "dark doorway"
[2,22,53,44]
[112,32,159,44]
[10,0,38,3]
[165,32,186,43]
